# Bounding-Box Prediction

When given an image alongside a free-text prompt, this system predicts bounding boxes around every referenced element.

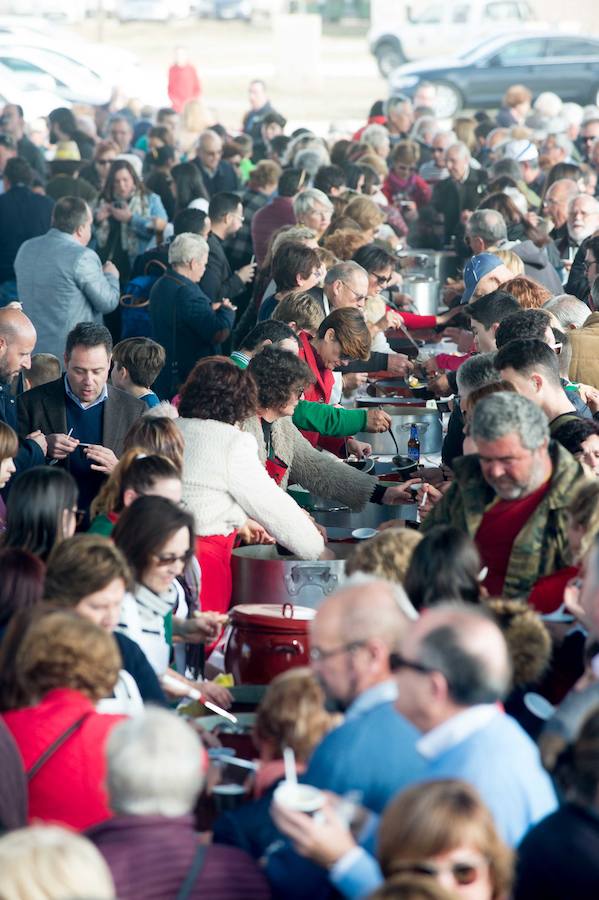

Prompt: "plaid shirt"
[224,189,269,271]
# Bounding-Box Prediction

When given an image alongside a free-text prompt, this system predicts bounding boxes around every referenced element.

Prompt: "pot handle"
[272,640,303,656]
[285,565,338,597]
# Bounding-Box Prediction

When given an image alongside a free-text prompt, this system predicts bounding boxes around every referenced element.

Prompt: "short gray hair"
[293,188,333,218]
[456,352,501,399]
[467,209,507,245]
[362,123,390,151]
[324,260,367,286]
[294,147,330,179]
[418,603,512,705]
[543,294,591,329]
[471,392,549,451]
[168,232,209,267]
[447,140,471,161]
[107,708,205,817]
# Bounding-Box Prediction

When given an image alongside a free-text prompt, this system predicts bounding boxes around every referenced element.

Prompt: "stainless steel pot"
[406,250,459,285]
[355,405,442,455]
[231,545,353,610]
[400,276,440,316]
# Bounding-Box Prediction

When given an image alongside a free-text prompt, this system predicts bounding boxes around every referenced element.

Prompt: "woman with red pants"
[177,357,324,617]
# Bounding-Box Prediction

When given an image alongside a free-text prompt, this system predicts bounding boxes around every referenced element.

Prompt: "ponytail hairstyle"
[90,448,181,518]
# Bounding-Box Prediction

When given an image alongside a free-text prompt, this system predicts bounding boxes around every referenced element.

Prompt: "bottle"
[407,424,420,464]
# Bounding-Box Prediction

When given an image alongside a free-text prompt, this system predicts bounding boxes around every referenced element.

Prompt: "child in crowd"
[111,337,166,409]
[25,354,62,390]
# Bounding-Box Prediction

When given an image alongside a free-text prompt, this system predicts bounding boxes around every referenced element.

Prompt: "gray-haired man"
[420,392,585,596]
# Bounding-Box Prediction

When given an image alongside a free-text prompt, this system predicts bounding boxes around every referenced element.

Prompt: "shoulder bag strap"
[26,712,92,781]
[175,843,208,900]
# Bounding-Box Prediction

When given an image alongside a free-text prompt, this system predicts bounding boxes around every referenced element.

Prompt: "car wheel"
[431,82,463,118]
[376,42,406,78]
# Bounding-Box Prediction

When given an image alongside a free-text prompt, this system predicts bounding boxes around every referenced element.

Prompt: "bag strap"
[27,712,92,781]
[175,843,208,900]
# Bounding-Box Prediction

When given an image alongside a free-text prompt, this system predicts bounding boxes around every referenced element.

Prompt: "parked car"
[369,0,544,77]
[0,44,112,106]
[194,0,253,19]
[0,64,69,120]
[389,31,599,118]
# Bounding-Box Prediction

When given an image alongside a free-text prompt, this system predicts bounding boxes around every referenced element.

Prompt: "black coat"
[200,233,245,303]
[0,186,54,282]
[192,158,239,197]
[566,238,591,307]
[0,380,45,478]
[149,269,235,399]
[515,803,599,900]
[432,168,487,247]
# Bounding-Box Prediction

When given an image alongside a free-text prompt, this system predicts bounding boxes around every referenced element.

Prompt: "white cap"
[502,139,539,163]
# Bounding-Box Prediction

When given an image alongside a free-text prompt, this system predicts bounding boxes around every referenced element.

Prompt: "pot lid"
[230,603,316,629]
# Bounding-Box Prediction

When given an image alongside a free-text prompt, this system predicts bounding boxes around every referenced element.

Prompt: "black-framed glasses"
[310,640,366,663]
[339,280,367,303]
[389,652,437,675]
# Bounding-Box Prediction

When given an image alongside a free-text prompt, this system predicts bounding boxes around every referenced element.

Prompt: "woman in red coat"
[2,610,125,831]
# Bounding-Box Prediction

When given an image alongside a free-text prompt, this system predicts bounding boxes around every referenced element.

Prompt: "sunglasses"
[394,859,487,886]
[371,271,393,286]
[153,549,194,567]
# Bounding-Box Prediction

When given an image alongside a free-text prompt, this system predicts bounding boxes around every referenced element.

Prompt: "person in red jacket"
[383,140,432,211]
[168,47,201,114]
[2,610,125,831]
[298,307,371,456]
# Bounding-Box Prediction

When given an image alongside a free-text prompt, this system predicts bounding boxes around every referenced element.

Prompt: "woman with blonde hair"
[123,413,185,473]
[324,226,370,260]
[493,248,525,277]
[0,825,115,900]
[346,528,422,584]
[378,780,513,899]
[89,449,182,535]
[344,195,386,243]
[213,668,333,858]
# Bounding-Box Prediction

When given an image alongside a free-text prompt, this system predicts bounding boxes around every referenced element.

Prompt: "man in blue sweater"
[272,603,558,899]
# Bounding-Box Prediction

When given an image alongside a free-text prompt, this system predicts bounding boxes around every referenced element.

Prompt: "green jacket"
[230,352,368,437]
[422,442,586,598]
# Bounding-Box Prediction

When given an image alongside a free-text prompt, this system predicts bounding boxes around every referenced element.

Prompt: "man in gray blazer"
[15,196,120,359]
[18,322,145,515]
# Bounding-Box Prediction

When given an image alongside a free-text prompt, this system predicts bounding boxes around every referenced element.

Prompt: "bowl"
[352,527,378,540]
[391,455,419,479]
[344,458,375,474]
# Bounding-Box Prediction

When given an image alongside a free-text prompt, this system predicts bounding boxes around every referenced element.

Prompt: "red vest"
[297,332,345,456]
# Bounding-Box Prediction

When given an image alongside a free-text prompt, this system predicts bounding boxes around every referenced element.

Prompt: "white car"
[0,64,69,120]
[0,44,112,106]
[368,0,545,76]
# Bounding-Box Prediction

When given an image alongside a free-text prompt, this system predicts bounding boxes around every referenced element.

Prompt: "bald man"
[293,578,424,811]
[271,604,558,899]
[0,308,46,475]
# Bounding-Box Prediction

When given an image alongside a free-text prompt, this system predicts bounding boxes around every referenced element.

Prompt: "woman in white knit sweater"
[177,356,325,616]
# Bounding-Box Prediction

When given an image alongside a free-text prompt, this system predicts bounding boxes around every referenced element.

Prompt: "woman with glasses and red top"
[353,244,460,332]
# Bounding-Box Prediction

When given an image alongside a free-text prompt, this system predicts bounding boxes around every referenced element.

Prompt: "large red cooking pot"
[225,602,315,685]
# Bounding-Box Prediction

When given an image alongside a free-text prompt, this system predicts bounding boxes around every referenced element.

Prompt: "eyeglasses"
[152,549,194,567]
[389,652,437,675]
[432,147,446,154]
[310,640,366,663]
[339,280,367,303]
[393,858,489,886]
[371,271,393,286]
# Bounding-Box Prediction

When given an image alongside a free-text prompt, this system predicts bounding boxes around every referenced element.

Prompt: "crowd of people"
[2,65,599,899]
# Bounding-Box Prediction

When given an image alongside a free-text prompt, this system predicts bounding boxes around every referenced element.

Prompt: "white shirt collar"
[417,704,499,759]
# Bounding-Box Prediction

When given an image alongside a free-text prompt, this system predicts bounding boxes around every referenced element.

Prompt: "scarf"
[96,190,151,261]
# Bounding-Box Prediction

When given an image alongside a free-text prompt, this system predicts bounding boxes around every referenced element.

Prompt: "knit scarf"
[96,190,151,260]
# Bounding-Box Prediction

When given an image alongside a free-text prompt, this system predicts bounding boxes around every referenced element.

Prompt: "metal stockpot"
[400,276,440,316]
[355,405,442,455]
[231,545,352,610]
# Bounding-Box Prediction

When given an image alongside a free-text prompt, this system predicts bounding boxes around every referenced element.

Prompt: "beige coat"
[569,312,599,388]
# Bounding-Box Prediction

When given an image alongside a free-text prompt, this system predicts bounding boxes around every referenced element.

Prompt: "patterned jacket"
[421,442,586,598]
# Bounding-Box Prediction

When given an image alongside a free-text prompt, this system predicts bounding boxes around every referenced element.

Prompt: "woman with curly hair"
[1,610,124,830]
[177,356,325,614]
